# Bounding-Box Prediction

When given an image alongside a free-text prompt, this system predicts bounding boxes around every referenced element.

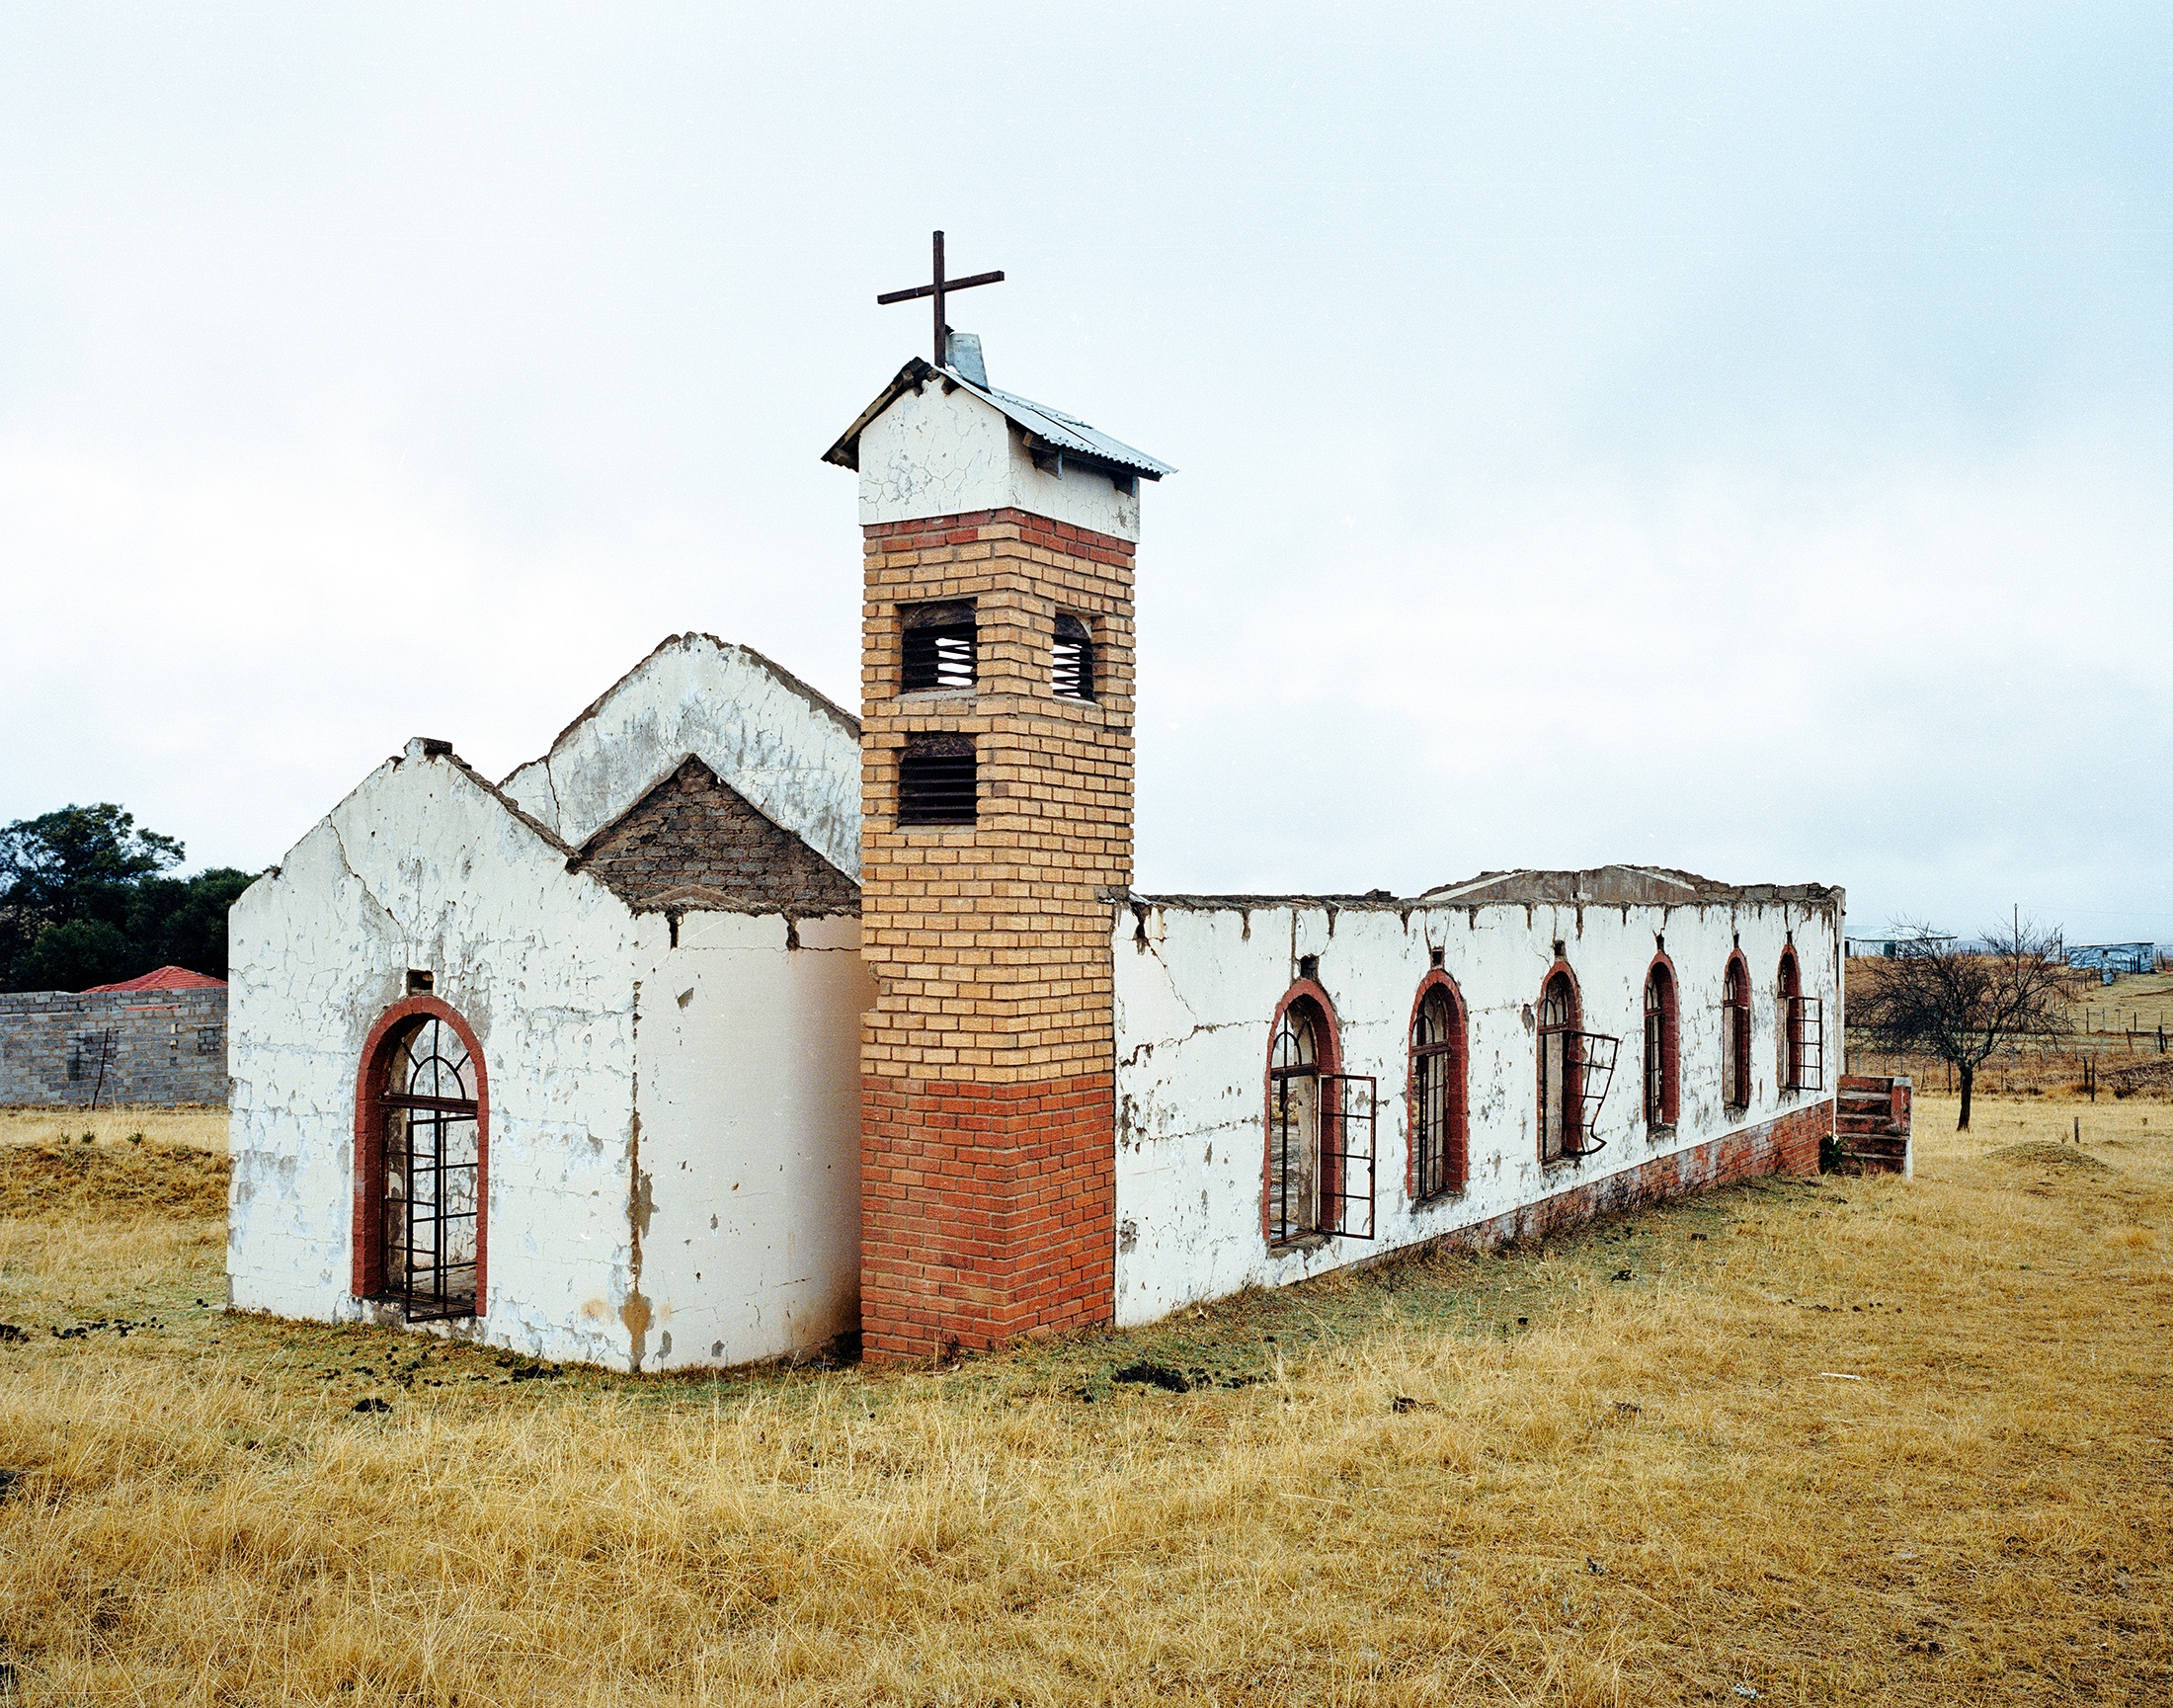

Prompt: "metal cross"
[876,230,1004,367]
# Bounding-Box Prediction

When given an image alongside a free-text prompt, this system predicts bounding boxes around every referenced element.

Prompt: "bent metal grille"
[901,601,977,693]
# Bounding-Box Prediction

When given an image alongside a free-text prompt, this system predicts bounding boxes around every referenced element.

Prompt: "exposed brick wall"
[578,756,858,916]
[0,988,228,1107]
[1409,1098,1832,1259]
[860,1071,1115,1360]
[859,506,1134,1360]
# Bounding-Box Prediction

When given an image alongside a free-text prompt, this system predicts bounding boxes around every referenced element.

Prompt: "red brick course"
[1408,1098,1832,1261]
[860,1070,1116,1361]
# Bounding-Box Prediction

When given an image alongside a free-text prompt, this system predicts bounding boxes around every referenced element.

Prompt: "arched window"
[1408,975,1468,1199]
[1643,956,1678,1130]
[1722,953,1751,1111]
[1266,987,1375,1246]
[355,1002,486,1322]
[1538,968,1581,1163]
[1777,945,1822,1091]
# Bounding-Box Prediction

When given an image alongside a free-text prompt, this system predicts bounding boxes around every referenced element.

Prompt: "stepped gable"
[574,756,858,918]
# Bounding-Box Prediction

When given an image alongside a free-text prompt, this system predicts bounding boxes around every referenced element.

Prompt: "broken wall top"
[501,633,862,881]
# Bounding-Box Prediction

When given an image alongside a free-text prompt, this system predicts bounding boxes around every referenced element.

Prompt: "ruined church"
[227,255,1846,1369]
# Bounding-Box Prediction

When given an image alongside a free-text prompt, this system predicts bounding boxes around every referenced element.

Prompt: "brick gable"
[578,757,857,917]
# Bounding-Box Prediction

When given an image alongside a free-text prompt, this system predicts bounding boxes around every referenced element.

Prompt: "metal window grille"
[1410,990,1458,1199]
[1643,968,1674,1129]
[1051,612,1094,702]
[1538,980,1576,1162]
[1318,1074,1377,1239]
[1539,977,1618,1162]
[380,1017,478,1322]
[1722,962,1750,1109]
[1267,1002,1376,1246]
[897,733,976,826]
[1788,995,1825,1092]
[901,602,976,693]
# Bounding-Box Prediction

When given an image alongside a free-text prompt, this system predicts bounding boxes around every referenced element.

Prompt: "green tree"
[18,920,133,991]
[0,804,256,991]
[128,867,259,979]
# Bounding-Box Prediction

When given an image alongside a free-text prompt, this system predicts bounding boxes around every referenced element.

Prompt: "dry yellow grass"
[0,1095,2166,1705]
[0,1104,227,1152]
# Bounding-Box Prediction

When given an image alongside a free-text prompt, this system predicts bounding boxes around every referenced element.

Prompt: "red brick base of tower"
[860,1072,1116,1363]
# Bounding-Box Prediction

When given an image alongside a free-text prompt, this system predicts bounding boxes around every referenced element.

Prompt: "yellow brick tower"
[826,326,1171,1361]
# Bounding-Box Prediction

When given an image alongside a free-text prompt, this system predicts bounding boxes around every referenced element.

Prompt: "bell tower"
[825,314,1171,1361]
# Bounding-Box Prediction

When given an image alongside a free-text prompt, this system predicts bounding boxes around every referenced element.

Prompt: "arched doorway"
[355,1000,486,1321]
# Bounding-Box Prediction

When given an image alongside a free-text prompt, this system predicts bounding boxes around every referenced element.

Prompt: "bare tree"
[1849,917,2071,1130]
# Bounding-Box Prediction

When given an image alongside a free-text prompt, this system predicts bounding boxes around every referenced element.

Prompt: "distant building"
[83,965,227,994]
[0,969,227,1106]
[2066,942,2155,977]
[1845,934,1956,959]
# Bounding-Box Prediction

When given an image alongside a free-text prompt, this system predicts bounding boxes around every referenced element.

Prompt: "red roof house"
[83,965,227,994]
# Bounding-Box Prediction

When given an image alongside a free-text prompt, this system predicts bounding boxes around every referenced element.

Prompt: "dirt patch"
[1985,1140,2113,1173]
[0,1140,229,1219]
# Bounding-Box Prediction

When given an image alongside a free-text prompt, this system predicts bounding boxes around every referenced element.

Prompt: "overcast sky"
[3,4,2167,943]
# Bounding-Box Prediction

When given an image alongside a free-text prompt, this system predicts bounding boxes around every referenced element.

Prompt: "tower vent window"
[898,733,977,826]
[901,601,977,693]
[1051,612,1094,702]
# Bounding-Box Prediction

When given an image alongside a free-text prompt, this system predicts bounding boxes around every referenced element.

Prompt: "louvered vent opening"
[897,733,976,827]
[901,601,976,693]
[1051,611,1094,702]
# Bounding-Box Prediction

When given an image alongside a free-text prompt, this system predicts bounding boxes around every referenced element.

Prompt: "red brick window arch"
[1777,944,1806,1091]
[354,998,488,1322]
[1537,966,1583,1163]
[1722,952,1752,1112]
[1266,990,1331,1246]
[1643,954,1679,1130]
[1408,972,1468,1199]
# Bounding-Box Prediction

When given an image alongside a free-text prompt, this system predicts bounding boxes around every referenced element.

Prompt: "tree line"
[0,804,257,992]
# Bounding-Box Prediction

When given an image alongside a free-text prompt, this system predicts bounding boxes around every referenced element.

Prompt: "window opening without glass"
[1409,985,1462,1199]
[897,732,977,826]
[1643,961,1677,1129]
[1780,951,1824,1092]
[1722,955,1751,1110]
[379,1016,479,1322]
[1051,612,1094,702]
[1268,1001,1375,1245]
[901,601,977,693]
[1538,971,1619,1163]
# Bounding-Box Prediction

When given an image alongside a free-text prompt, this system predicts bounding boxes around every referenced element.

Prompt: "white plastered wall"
[856,379,1142,541]
[502,633,863,880]
[227,750,644,1366]
[1111,894,1842,1326]
[227,746,873,1373]
[629,912,875,1370]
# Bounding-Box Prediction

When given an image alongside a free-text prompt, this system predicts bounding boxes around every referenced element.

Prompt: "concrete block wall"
[0,988,229,1106]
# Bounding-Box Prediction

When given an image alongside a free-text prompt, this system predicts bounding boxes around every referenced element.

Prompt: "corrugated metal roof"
[824,357,1174,479]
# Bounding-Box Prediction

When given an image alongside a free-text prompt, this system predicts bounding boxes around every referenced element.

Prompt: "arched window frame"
[353,996,489,1318]
[1407,970,1469,1201]
[1643,951,1680,1131]
[1777,944,1806,1092]
[1260,977,1373,1243]
[1722,950,1752,1113]
[1537,962,1585,1165]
